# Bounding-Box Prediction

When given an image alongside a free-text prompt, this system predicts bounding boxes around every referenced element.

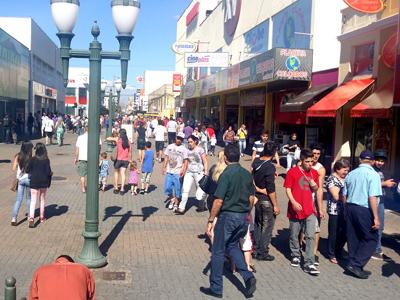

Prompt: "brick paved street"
[0,132,399,299]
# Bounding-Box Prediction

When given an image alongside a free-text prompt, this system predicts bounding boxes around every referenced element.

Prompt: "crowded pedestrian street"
[0,131,399,299]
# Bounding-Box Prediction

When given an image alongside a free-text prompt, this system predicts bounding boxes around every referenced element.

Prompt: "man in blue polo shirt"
[343,150,382,279]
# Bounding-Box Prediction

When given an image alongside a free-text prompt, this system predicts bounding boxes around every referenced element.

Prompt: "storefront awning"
[351,78,394,118]
[307,78,375,117]
[280,83,336,112]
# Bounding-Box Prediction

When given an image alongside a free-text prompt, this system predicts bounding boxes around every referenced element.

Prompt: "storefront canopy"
[280,83,336,112]
[351,78,394,118]
[307,78,375,117]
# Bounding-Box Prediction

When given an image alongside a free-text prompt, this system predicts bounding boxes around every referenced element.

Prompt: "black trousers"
[167,132,176,145]
[253,200,275,256]
[327,212,347,259]
[346,204,378,271]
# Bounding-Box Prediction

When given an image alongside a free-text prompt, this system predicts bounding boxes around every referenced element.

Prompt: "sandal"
[28,218,35,228]
[40,217,46,223]
[329,258,338,264]
[113,188,119,194]
[119,190,125,195]
[249,264,257,273]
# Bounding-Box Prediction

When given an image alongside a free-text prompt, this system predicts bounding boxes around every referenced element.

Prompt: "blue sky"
[3,0,191,88]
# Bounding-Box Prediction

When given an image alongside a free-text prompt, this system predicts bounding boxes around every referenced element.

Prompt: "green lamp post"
[51,0,140,268]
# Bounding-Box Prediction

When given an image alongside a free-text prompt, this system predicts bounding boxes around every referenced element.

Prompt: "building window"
[353,42,374,76]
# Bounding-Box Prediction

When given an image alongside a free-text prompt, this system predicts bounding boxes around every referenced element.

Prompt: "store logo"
[286,56,300,71]
[224,0,242,37]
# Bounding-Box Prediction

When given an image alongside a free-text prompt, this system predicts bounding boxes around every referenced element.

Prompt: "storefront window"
[351,118,373,166]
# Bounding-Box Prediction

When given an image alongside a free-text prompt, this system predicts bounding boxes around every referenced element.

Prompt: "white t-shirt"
[76,133,88,161]
[151,119,158,129]
[164,143,188,174]
[154,125,167,141]
[167,120,177,133]
[187,146,205,173]
[76,133,102,161]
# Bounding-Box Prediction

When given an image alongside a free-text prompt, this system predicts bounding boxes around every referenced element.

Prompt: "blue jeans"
[164,173,182,198]
[210,211,254,295]
[376,201,385,253]
[12,176,31,219]
[238,139,246,155]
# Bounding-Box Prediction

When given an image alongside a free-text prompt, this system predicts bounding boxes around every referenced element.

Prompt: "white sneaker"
[304,264,320,276]
[168,201,174,210]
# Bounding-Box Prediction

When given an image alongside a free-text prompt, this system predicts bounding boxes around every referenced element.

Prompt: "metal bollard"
[4,277,16,300]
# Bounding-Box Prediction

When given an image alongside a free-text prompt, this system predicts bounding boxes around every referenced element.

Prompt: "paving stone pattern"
[0,132,399,299]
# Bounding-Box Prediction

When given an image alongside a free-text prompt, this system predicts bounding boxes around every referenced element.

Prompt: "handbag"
[198,174,211,194]
[10,178,18,192]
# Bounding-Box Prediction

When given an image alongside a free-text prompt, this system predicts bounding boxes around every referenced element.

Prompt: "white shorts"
[240,225,253,252]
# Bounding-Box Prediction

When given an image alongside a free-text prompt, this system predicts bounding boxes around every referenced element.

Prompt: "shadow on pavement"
[46,204,69,220]
[382,233,400,256]
[0,159,11,163]
[271,228,291,261]
[100,206,159,256]
[147,184,157,193]
[382,259,400,278]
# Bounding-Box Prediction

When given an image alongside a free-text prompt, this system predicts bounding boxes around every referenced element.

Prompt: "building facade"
[65,67,89,116]
[148,84,176,117]
[306,0,399,175]
[0,17,64,116]
[177,0,343,159]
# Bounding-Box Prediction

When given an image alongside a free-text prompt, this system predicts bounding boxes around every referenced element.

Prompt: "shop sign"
[183,80,200,99]
[224,0,242,37]
[228,64,240,89]
[172,73,183,92]
[239,50,274,86]
[136,75,144,84]
[216,68,228,92]
[243,20,269,57]
[272,0,312,49]
[207,74,217,95]
[239,88,266,107]
[274,48,312,81]
[184,52,229,68]
[172,41,197,54]
[343,0,384,14]
[381,33,398,69]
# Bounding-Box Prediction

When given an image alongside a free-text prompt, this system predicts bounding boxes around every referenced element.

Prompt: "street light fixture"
[51,0,140,268]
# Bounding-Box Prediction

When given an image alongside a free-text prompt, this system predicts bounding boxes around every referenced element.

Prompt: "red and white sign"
[172,73,183,92]
[393,15,400,106]
[382,33,398,69]
[343,0,384,14]
[186,2,199,26]
[224,0,242,37]
[136,75,144,84]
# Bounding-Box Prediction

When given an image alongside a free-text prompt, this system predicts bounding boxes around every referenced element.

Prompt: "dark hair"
[18,141,33,172]
[224,144,240,163]
[176,136,184,142]
[145,141,152,148]
[188,134,199,145]
[101,152,107,159]
[57,255,74,263]
[158,119,163,126]
[300,149,313,161]
[34,143,48,160]
[311,144,323,152]
[261,131,269,136]
[262,142,277,157]
[333,159,350,172]
[119,129,130,149]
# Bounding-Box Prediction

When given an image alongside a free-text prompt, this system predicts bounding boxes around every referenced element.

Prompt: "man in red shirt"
[29,255,95,300]
[284,149,320,275]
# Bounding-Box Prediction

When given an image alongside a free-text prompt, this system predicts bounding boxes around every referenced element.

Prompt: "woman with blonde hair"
[54,117,65,146]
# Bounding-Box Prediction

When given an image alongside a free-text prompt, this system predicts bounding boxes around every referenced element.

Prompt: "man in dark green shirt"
[200,144,256,298]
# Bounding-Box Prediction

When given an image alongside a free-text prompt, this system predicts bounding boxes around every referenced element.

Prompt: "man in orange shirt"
[29,255,95,300]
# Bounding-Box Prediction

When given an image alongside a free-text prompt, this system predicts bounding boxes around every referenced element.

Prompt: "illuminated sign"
[344,0,384,14]
[172,41,198,54]
[184,52,230,68]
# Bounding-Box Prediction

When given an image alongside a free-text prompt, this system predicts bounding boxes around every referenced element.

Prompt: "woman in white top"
[176,135,208,214]
[11,141,34,226]
[42,115,54,145]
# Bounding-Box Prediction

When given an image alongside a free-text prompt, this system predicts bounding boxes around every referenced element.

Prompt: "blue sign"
[286,56,301,71]
[272,0,312,49]
[243,20,269,55]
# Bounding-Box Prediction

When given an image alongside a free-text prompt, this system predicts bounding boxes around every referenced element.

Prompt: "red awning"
[307,78,375,117]
[351,78,394,118]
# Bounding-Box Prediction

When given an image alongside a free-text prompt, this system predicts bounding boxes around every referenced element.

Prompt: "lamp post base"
[76,230,107,268]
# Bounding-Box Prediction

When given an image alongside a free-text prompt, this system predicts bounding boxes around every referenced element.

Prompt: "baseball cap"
[359,150,374,160]
[177,132,185,139]
[374,149,387,160]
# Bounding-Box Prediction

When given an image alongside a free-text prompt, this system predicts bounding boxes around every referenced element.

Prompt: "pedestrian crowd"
[5,112,400,299]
